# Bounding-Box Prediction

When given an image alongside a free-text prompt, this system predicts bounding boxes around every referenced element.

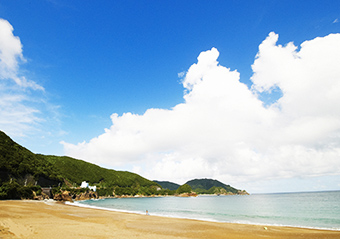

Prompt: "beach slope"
[0,200,339,238]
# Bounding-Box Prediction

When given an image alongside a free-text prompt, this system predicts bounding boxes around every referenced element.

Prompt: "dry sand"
[0,200,339,239]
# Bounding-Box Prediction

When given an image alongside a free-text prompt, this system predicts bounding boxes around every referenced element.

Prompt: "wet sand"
[0,200,339,238]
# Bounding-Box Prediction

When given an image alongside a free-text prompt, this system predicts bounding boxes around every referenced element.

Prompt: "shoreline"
[1,200,340,239]
[70,199,340,232]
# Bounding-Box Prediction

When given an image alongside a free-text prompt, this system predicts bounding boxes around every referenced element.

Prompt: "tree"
[176,184,192,194]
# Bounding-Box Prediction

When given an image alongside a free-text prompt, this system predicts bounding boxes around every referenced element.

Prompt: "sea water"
[75,191,340,230]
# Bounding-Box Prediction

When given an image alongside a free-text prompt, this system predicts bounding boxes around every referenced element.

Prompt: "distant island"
[0,130,248,200]
[154,179,248,195]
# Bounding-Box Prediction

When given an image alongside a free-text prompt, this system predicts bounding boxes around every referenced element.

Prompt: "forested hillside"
[153,180,180,190]
[0,130,160,199]
[155,179,248,195]
[43,155,158,188]
[185,178,244,194]
[0,131,62,187]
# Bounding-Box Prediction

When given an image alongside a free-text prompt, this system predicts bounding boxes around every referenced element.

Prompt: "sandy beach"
[0,200,339,239]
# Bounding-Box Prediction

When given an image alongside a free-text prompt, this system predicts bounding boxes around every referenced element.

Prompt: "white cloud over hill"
[62,32,340,191]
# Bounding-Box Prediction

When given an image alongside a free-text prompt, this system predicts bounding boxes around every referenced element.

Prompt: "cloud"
[0,91,41,136]
[62,32,340,189]
[0,19,44,90]
[0,19,56,139]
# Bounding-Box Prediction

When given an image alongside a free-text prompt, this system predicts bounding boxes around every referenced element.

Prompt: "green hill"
[0,130,160,199]
[0,131,62,187]
[42,155,158,188]
[153,180,180,190]
[185,178,240,194]
[155,178,247,195]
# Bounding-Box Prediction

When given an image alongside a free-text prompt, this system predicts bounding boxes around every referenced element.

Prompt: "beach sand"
[0,200,339,239]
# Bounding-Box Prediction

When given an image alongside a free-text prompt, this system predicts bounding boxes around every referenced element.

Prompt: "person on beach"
[146,210,149,215]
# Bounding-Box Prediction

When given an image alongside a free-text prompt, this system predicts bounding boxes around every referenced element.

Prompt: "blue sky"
[1,0,340,193]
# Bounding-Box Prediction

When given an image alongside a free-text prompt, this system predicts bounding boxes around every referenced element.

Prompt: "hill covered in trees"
[0,130,161,199]
[153,180,180,190]
[186,178,244,194]
[0,131,62,187]
[155,178,248,195]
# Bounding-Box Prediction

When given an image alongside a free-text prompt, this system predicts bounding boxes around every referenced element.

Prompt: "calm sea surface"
[75,191,340,230]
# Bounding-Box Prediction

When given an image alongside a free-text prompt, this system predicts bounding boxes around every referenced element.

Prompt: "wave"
[66,201,146,215]
[65,201,340,231]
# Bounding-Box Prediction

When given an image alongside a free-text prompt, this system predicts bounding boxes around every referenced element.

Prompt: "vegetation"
[0,131,62,187]
[185,178,240,194]
[194,186,227,195]
[42,155,159,188]
[153,180,180,190]
[0,181,41,200]
[0,130,160,199]
[155,179,247,195]
[176,184,192,194]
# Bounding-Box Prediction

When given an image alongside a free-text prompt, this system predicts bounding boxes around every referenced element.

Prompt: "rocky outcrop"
[53,191,73,202]
[177,192,198,197]
[53,193,63,201]
[75,191,98,201]
[62,191,73,201]
[33,191,50,200]
[53,190,98,202]
[236,190,249,195]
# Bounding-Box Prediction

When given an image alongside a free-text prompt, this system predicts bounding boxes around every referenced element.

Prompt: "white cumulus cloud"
[62,32,340,191]
[0,19,43,90]
[0,18,54,139]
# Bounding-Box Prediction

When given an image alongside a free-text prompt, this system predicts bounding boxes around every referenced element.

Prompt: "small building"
[41,187,52,198]
[80,181,96,192]
[80,181,89,188]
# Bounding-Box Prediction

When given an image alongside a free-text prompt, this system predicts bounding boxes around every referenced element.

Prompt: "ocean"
[73,191,340,231]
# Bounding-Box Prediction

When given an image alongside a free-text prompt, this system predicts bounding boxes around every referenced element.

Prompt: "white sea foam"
[66,201,145,215]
